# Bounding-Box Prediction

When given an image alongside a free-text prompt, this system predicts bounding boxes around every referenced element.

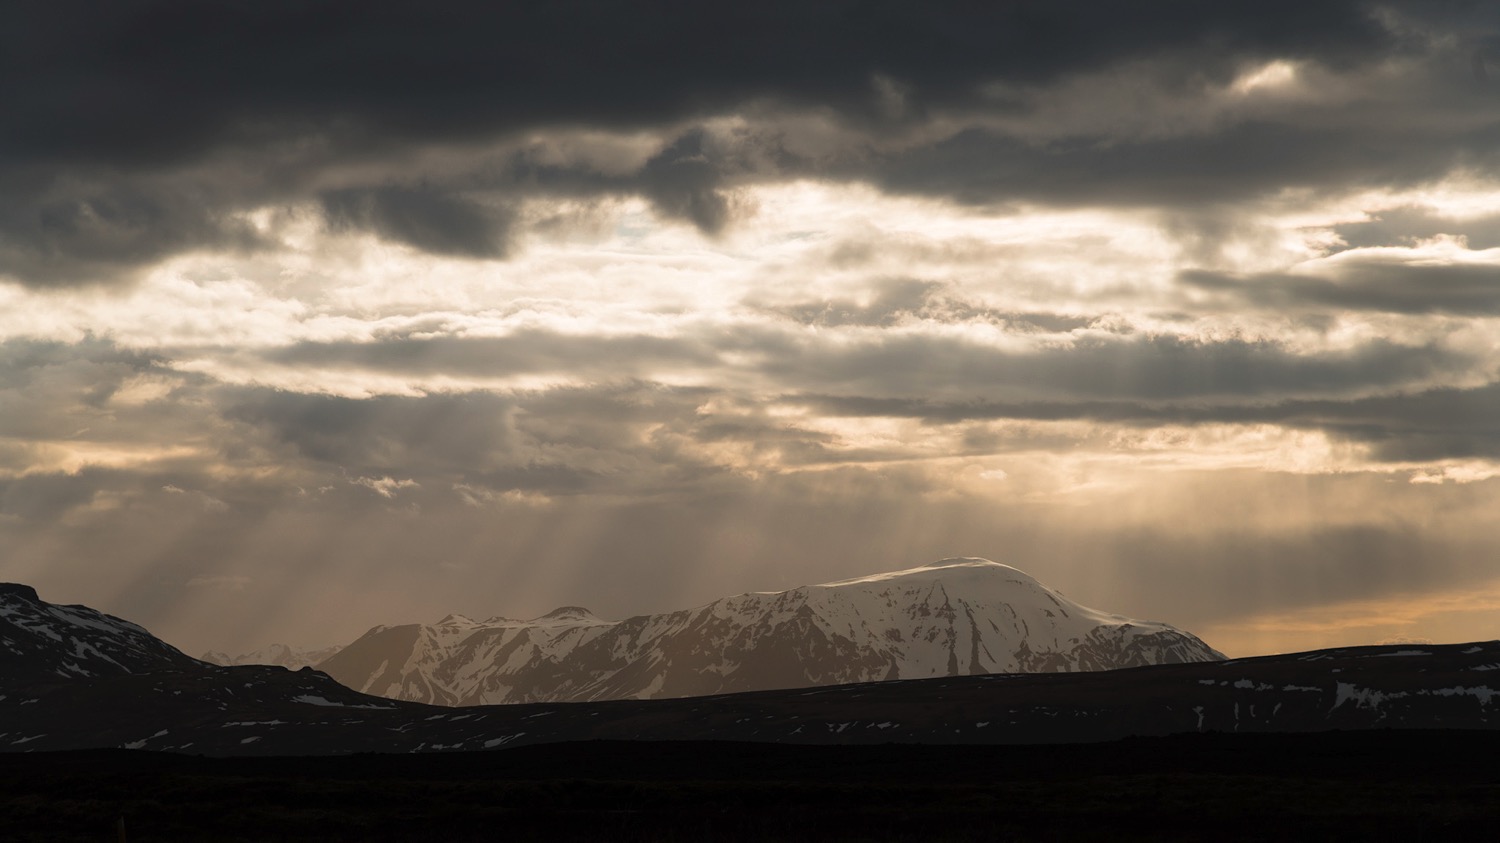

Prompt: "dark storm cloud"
[0,0,1395,163]
[638,130,734,235]
[1474,34,1500,83]
[1181,261,1500,315]
[0,176,269,286]
[0,0,1455,284]
[869,119,1500,208]
[320,185,514,258]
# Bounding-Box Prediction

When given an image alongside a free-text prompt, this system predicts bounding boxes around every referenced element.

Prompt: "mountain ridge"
[315,557,1224,706]
[0,581,201,680]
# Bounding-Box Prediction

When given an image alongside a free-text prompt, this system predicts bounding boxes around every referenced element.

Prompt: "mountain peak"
[922,556,1009,570]
[814,556,1037,590]
[0,582,40,602]
[537,606,598,621]
[0,583,198,679]
[319,556,1222,706]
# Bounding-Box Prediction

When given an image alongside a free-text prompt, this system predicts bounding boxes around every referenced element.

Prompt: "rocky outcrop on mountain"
[317,558,1224,705]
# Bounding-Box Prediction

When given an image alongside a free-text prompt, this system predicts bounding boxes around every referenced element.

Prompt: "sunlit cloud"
[351,476,421,499]
[1231,60,1301,95]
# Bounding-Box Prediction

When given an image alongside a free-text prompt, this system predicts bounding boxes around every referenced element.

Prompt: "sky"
[2,0,1500,659]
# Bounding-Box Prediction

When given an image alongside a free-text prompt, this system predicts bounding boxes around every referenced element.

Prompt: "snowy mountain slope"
[318,558,1225,706]
[0,583,203,679]
[202,643,342,670]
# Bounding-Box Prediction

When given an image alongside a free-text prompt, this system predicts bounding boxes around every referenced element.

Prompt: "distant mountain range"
[284,558,1227,704]
[202,643,341,671]
[3,576,1500,755]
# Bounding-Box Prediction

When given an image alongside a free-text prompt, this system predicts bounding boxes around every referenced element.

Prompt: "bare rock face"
[317,558,1225,705]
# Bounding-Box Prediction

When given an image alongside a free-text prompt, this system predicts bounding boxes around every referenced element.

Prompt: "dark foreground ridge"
[2,578,1499,755]
[5,731,1500,841]
[5,639,1500,755]
[5,584,1500,838]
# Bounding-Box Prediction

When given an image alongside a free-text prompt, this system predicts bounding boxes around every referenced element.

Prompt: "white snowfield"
[317,557,1226,706]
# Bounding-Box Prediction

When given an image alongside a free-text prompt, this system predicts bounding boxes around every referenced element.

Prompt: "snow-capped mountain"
[202,643,342,670]
[318,557,1225,706]
[0,582,202,679]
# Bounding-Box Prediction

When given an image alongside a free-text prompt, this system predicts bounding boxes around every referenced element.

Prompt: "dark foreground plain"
[5,731,1499,842]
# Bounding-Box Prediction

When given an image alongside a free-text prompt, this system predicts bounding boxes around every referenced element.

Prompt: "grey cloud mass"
[262,332,720,378]
[1332,206,1500,251]
[1181,263,1500,315]
[253,326,1480,409]
[753,332,1473,402]
[0,0,1487,284]
[225,391,519,476]
[320,186,514,258]
[0,1,1396,160]
[3,2,1500,659]
[802,381,1500,462]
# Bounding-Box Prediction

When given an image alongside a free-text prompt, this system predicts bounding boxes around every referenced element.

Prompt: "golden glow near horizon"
[1201,574,1500,655]
[2,4,1499,658]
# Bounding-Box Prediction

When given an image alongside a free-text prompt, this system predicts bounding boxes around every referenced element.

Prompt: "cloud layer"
[3,1,1499,656]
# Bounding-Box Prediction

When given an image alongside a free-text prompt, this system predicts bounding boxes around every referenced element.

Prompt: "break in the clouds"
[2,1,1499,658]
